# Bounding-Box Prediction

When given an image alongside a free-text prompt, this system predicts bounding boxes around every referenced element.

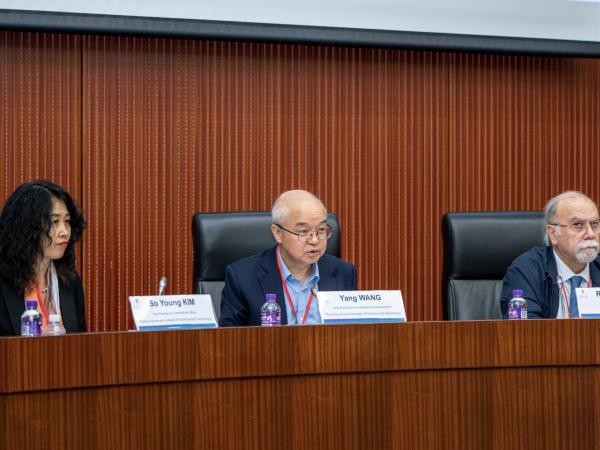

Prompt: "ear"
[547,224,559,245]
[271,224,283,244]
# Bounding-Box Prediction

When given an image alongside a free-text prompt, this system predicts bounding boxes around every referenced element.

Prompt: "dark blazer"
[500,245,600,318]
[219,246,357,326]
[0,275,87,336]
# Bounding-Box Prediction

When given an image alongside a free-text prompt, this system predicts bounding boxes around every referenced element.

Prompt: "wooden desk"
[1,320,599,449]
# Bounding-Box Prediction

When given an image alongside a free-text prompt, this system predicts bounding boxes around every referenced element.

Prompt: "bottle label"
[261,311,281,326]
[507,307,527,320]
[21,320,41,336]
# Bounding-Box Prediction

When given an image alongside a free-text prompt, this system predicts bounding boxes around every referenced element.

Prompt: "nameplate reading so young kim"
[128,294,218,330]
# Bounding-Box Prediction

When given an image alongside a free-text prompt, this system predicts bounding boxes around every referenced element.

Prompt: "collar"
[276,246,320,286]
[553,249,590,283]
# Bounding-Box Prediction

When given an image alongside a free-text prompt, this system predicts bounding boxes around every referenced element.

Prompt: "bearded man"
[500,191,600,318]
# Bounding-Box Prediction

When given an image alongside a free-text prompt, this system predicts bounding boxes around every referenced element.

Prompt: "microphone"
[310,285,319,298]
[158,276,167,296]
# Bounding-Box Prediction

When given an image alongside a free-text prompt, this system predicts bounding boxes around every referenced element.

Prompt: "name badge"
[317,290,407,324]
[575,288,600,318]
[128,294,218,330]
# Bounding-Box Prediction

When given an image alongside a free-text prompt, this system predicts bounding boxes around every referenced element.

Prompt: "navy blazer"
[0,275,87,336]
[219,246,357,326]
[500,245,600,318]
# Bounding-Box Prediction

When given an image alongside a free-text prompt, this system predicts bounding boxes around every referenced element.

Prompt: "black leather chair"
[442,211,545,320]
[192,211,341,320]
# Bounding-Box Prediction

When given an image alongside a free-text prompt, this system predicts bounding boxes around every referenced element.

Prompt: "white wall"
[1,0,600,42]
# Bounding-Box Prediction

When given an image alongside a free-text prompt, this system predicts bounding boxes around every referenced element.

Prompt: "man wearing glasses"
[219,190,357,326]
[500,191,600,318]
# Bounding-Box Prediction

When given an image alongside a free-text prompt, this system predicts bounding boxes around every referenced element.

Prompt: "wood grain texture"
[448,54,600,211]
[1,31,600,327]
[81,37,450,329]
[2,321,600,450]
[0,31,81,208]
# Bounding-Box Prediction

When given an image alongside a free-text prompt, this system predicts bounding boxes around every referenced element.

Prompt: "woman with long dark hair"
[0,179,87,335]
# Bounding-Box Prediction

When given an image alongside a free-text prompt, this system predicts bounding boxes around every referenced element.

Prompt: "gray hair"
[271,190,326,224]
[543,191,592,246]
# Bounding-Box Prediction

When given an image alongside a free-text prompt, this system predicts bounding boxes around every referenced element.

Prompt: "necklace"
[41,287,48,293]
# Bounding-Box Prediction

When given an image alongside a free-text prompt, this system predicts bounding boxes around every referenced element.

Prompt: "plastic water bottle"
[43,314,66,336]
[20,300,42,336]
[507,289,527,320]
[261,293,281,326]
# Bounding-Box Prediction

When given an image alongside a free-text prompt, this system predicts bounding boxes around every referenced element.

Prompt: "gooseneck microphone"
[310,285,319,298]
[158,276,167,296]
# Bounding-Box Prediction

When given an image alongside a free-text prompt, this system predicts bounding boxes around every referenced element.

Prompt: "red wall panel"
[0,31,81,203]
[448,54,600,211]
[81,38,450,329]
[2,31,600,329]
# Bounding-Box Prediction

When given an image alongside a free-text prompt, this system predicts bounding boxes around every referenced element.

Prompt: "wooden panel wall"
[1,31,600,329]
[0,32,80,201]
[448,54,600,210]
[81,38,450,329]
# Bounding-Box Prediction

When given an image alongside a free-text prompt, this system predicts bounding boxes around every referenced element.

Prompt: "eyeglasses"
[549,219,600,233]
[275,223,333,242]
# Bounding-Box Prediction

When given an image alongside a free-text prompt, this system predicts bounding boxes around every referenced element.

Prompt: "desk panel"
[2,321,599,449]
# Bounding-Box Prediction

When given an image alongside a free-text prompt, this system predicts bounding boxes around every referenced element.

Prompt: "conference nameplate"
[575,288,600,318]
[317,290,407,324]
[128,294,218,330]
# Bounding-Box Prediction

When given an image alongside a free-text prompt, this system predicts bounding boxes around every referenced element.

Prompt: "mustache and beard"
[575,239,600,264]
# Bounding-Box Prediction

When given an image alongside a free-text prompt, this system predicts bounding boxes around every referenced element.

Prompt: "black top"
[0,274,87,336]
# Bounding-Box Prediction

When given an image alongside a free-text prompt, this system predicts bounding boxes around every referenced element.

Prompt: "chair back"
[192,211,341,319]
[442,211,545,320]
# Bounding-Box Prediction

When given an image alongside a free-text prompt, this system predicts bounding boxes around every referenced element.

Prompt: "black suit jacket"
[219,246,357,326]
[0,275,87,336]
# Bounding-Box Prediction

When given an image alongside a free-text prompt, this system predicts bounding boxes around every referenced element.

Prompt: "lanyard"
[34,286,50,325]
[276,247,315,325]
[559,275,590,319]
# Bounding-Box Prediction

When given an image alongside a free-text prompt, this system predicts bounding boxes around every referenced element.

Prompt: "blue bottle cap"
[512,289,524,296]
[25,299,38,309]
[265,293,277,302]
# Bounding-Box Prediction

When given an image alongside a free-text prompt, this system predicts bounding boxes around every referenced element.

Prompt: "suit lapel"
[2,281,25,335]
[316,256,338,291]
[258,247,288,325]
[317,273,338,291]
[590,261,600,287]
[58,280,77,331]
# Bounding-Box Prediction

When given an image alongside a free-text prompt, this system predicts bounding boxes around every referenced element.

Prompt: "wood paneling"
[3,321,600,450]
[0,31,81,205]
[1,31,600,327]
[81,38,450,329]
[448,54,600,210]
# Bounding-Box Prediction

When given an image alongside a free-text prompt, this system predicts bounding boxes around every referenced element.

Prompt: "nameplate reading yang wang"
[316,290,407,324]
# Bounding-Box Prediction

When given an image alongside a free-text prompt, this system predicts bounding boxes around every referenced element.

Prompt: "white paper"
[317,290,407,324]
[128,294,218,330]
[575,288,600,318]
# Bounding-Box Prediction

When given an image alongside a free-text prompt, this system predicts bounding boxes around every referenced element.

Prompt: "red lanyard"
[559,275,590,319]
[276,247,315,325]
[32,286,50,325]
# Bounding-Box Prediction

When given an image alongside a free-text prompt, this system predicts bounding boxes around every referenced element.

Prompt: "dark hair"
[0,179,86,294]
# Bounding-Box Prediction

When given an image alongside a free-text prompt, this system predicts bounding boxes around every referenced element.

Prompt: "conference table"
[1,320,599,449]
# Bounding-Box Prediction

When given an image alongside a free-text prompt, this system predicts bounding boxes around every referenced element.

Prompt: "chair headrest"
[192,211,341,282]
[443,211,545,279]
